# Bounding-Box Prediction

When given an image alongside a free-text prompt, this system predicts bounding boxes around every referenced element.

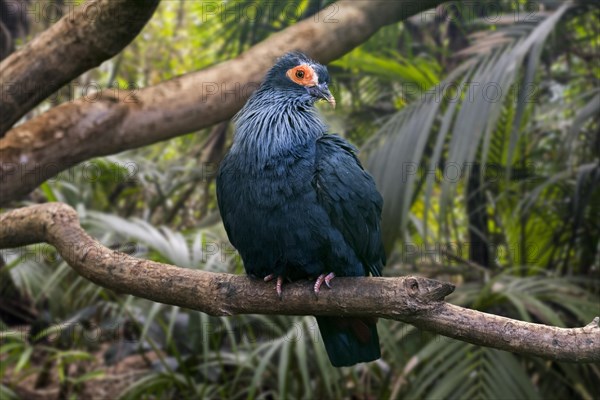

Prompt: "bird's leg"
[264,274,284,299]
[313,272,335,295]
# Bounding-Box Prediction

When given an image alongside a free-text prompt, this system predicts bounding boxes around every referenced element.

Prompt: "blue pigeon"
[216,52,385,367]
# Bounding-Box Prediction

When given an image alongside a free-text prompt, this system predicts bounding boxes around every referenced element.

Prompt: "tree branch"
[0,0,161,135]
[1,202,598,363]
[0,0,446,205]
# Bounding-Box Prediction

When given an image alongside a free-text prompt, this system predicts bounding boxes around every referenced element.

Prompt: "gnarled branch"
[0,0,446,205]
[0,0,161,135]
[1,202,598,363]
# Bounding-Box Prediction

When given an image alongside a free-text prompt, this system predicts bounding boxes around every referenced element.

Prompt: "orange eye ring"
[286,64,318,87]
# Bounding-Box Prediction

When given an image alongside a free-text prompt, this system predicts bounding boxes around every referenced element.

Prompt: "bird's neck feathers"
[230,87,327,167]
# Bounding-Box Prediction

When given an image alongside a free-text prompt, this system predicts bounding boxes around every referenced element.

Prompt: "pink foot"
[264,274,284,299]
[314,272,335,295]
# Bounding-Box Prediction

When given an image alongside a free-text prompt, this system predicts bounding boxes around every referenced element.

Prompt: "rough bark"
[1,202,598,363]
[0,0,445,205]
[0,0,161,135]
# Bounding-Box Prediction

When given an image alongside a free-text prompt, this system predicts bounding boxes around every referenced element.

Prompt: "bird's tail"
[315,316,380,367]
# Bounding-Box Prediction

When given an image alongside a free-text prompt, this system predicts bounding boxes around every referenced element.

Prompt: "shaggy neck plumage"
[230,87,327,167]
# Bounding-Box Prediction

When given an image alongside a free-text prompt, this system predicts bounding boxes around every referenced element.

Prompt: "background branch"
[1,202,598,363]
[0,0,446,205]
[0,0,161,135]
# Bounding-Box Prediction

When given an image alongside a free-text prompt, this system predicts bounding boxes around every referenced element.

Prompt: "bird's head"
[260,52,336,108]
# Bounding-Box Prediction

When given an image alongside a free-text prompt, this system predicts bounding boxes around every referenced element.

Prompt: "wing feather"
[313,135,386,276]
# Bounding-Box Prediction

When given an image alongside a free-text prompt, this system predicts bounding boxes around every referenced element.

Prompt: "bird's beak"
[309,84,336,109]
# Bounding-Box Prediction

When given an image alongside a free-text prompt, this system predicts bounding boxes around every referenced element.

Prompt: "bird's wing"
[216,153,237,245]
[313,134,386,276]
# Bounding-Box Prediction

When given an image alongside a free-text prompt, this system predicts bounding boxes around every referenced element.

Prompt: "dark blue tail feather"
[316,316,380,367]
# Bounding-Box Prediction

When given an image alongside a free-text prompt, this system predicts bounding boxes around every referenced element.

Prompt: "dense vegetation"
[1,1,598,399]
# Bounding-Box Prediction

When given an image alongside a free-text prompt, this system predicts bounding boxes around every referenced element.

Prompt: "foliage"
[1,1,598,399]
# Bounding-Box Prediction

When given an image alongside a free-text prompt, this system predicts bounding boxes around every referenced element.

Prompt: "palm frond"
[364,3,575,253]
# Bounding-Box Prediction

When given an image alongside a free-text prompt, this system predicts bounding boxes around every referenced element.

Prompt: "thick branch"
[0,0,161,135]
[1,203,598,363]
[0,0,445,205]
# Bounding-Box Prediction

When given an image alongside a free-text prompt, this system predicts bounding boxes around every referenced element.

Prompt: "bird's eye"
[286,64,317,87]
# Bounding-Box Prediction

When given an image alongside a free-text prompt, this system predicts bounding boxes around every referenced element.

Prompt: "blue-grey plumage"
[216,52,385,367]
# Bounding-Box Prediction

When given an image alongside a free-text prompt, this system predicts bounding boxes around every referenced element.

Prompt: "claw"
[264,274,284,299]
[276,276,283,298]
[314,272,335,295]
[324,273,335,288]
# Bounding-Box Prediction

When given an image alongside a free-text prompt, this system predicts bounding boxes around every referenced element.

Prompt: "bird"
[216,52,386,367]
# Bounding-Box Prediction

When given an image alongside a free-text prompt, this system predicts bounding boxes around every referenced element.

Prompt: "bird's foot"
[264,274,284,299]
[313,272,335,296]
